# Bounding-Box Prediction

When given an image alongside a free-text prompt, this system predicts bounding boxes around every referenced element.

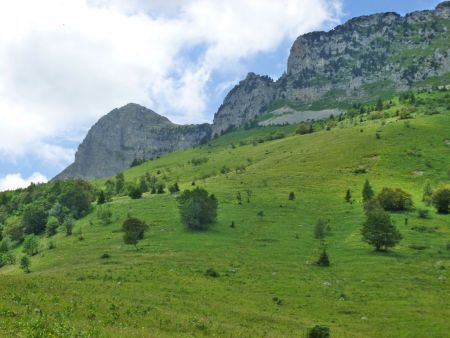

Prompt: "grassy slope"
[0,93,449,337]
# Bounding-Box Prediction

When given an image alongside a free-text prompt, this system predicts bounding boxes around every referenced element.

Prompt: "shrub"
[0,252,15,268]
[296,122,314,135]
[128,186,143,199]
[316,249,330,267]
[100,253,111,259]
[345,189,352,203]
[205,268,220,278]
[177,188,218,231]
[156,182,165,194]
[314,218,327,239]
[417,209,430,219]
[59,180,94,219]
[97,190,106,205]
[289,192,296,201]
[48,240,56,250]
[3,222,24,243]
[168,183,180,194]
[422,180,433,206]
[191,157,209,166]
[307,325,330,338]
[20,256,30,273]
[64,217,75,236]
[45,216,60,237]
[432,186,450,214]
[97,206,113,225]
[23,234,40,256]
[122,217,148,249]
[377,187,413,211]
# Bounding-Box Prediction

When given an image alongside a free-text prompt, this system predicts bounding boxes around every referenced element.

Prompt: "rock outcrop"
[212,1,450,135]
[55,104,211,179]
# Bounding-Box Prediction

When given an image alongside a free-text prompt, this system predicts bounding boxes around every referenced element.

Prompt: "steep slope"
[55,103,211,179]
[212,1,450,136]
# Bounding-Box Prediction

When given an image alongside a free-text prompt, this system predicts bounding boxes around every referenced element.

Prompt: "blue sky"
[0,0,443,190]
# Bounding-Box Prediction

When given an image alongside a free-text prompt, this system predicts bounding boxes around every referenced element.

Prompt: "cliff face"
[55,104,211,179]
[212,1,450,136]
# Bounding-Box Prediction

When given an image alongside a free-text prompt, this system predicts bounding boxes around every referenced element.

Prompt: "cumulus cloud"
[0,173,48,192]
[0,0,342,181]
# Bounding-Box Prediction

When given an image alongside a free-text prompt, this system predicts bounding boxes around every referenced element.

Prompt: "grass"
[0,92,449,337]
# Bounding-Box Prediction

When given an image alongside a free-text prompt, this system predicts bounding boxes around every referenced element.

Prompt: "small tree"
[376,97,383,111]
[115,172,125,194]
[236,192,242,205]
[289,192,296,201]
[64,217,75,236]
[377,187,413,211]
[362,179,374,203]
[129,186,143,199]
[156,182,165,194]
[46,216,60,237]
[432,186,450,214]
[316,249,330,267]
[97,206,113,225]
[308,325,330,338]
[122,217,148,250]
[23,234,40,256]
[20,256,30,273]
[22,203,48,235]
[169,182,180,194]
[314,218,327,239]
[139,176,149,193]
[422,180,433,206]
[345,189,352,203]
[177,188,218,231]
[97,190,106,205]
[362,206,402,251]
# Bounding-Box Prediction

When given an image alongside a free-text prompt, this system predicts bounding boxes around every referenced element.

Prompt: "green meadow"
[0,92,449,337]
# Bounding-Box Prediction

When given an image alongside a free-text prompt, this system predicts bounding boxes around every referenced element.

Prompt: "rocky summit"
[55,104,211,179]
[56,2,450,179]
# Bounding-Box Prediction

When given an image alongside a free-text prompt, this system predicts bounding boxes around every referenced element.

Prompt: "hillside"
[0,91,449,337]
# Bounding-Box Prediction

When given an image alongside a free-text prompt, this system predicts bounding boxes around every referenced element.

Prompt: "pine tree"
[316,249,330,267]
[345,189,352,203]
[362,179,374,203]
[289,192,296,201]
[97,190,106,205]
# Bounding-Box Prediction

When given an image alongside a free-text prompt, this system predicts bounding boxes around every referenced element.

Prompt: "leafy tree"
[97,190,106,205]
[296,122,314,135]
[377,187,413,211]
[115,173,125,194]
[432,186,450,214]
[23,234,40,256]
[20,255,30,273]
[22,203,48,235]
[64,217,75,236]
[45,216,60,237]
[362,179,374,203]
[59,180,94,219]
[48,202,68,224]
[362,206,402,251]
[345,189,352,203]
[177,188,218,231]
[289,192,296,201]
[122,217,148,249]
[3,222,24,243]
[314,218,327,239]
[105,179,115,200]
[422,180,433,206]
[139,176,149,193]
[129,186,143,199]
[316,249,330,267]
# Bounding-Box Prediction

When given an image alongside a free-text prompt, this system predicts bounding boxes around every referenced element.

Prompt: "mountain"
[212,1,450,136]
[55,103,211,179]
[56,1,450,179]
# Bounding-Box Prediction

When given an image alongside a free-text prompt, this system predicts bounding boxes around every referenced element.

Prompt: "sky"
[0,0,443,191]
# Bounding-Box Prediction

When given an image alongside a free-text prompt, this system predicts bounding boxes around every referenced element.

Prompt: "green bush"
[128,186,143,199]
[432,186,450,214]
[316,249,330,267]
[308,325,330,338]
[23,234,40,256]
[377,187,413,211]
[46,216,60,237]
[177,188,218,231]
[122,217,148,249]
[22,203,48,235]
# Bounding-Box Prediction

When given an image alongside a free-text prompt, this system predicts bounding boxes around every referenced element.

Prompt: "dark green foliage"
[205,268,220,278]
[316,249,330,267]
[59,180,94,219]
[22,203,48,235]
[376,97,383,111]
[122,217,148,249]
[177,188,218,231]
[432,187,450,214]
[308,325,330,338]
[345,189,352,203]
[139,176,149,193]
[115,173,125,194]
[64,217,75,236]
[236,192,242,205]
[23,234,40,256]
[417,209,430,219]
[130,158,145,168]
[97,206,113,225]
[230,221,235,228]
[191,157,209,166]
[314,218,327,239]
[45,216,60,237]
[128,186,143,199]
[20,255,30,273]
[289,192,295,201]
[105,179,115,200]
[168,182,180,194]
[97,190,106,205]
[3,222,24,242]
[422,180,433,206]
[48,240,56,250]
[377,187,413,211]
[156,182,165,194]
[362,179,374,203]
[362,206,402,251]
[0,252,15,268]
[296,122,314,135]
[100,253,111,259]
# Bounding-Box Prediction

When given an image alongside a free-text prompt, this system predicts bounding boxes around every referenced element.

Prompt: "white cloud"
[0,0,342,169]
[0,172,48,192]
